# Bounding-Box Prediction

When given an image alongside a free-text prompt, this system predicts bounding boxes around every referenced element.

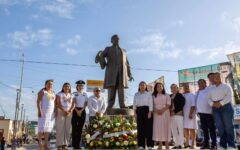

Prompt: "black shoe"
[210,145,217,150]
[172,146,178,149]
[184,145,190,148]
[200,145,210,149]
[178,146,182,149]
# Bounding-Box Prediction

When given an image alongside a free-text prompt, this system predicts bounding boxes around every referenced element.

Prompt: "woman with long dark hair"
[152,82,171,150]
[133,81,154,149]
[56,83,75,150]
[37,79,55,150]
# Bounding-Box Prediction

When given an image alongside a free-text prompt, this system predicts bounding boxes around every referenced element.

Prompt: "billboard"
[178,64,219,83]
[178,62,232,93]
[86,80,105,92]
[227,52,240,104]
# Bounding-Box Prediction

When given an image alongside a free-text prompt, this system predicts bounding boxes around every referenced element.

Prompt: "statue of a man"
[95,34,134,109]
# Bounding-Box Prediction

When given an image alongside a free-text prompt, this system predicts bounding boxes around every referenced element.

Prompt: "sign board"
[178,64,220,83]
[178,62,232,93]
[234,105,240,120]
[87,80,105,92]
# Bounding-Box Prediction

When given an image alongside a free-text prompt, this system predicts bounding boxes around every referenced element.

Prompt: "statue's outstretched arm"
[95,50,106,69]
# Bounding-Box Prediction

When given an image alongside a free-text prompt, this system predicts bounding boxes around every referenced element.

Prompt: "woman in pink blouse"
[152,83,171,150]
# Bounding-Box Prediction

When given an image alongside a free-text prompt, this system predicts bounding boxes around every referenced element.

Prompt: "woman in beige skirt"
[55,83,75,150]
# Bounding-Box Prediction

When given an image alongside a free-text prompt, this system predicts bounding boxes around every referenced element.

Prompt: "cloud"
[0,0,36,5]
[0,0,18,5]
[7,26,52,49]
[42,0,75,19]
[170,20,184,27]
[0,88,36,120]
[60,34,81,55]
[129,33,182,59]
[2,8,10,15]
[222,12,240,33]
[66,48,78,55]
[188,41,240,60]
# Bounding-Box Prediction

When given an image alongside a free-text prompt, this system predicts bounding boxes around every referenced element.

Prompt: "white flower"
[105,141,109,147]
[115,133,119,137]
[85,134,91,139]
[126,122,131,126]
[87,139,90,143]
[116,142,120,146]
[133,123,137,127]
[115,123,120,127]
[124,141,129,146]
[107,125,111,128]
[93,124,98,129]
[104,132,108,135]
[99,120,104,125]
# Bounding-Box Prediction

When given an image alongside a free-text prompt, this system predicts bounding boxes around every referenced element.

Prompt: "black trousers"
[71,108,86,149]
[136,106,154,148]
[199,113,217,147]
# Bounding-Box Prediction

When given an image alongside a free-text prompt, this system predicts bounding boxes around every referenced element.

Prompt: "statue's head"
[111,34,119,46]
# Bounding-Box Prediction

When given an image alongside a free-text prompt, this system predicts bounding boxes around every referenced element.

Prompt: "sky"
[0,0,240,121]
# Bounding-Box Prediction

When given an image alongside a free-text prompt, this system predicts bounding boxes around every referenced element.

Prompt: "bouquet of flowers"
[83,115,138,149]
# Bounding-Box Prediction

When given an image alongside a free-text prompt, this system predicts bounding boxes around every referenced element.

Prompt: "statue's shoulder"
[104,46,112,50]
[120,47,126,53]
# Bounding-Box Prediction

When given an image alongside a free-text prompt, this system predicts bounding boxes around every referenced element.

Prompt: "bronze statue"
[95,34,134,109]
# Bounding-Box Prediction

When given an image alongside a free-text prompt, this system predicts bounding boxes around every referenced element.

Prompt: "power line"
[0,58,178,72]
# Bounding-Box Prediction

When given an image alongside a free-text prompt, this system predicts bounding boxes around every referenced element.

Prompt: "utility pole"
[12,52,24,149]
[20,104,24,133]
[17,53,24,125]
[23,109,26,123]
[23,109,26,133]
[20,104,24,122]
[12,90,19,149]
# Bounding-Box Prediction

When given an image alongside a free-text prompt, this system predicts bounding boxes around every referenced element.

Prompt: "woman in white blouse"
[133,81,154,149]
[71,80,88,149]
[183,84,197,149]
[55,83,75,150]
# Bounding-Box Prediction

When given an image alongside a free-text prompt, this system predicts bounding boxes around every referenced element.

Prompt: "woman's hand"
[148,112,152,119]
[170,111,175,116]
[158,107,168,115]
[189,113,193,119]
[77,110,82,117]
[63,110,69,117]
[38,110,42,117]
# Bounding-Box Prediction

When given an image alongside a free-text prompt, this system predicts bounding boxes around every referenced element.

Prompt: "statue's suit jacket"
[98,46,132,89]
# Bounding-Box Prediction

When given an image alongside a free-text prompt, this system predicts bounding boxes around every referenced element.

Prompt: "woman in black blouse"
[170,84,185,149]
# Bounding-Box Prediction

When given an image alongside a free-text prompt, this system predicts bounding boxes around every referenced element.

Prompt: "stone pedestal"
[105,108,134,116]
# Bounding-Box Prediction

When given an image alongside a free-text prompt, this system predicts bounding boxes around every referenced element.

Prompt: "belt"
[212,99,223,102]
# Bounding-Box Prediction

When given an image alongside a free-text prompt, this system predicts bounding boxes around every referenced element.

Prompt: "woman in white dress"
[37,79,55,150]
[56,83,75,150]
[183,84,197,149]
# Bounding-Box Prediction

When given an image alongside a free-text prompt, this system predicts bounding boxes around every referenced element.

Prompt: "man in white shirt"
[196,79,216,149]
[88,87,106,122]
[208,72,236,149]
[207,72,215,87]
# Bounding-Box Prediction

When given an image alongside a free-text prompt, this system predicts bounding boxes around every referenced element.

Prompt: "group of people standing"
[133,72,236,150]
[37,72,236,150]
[37,80,106,150]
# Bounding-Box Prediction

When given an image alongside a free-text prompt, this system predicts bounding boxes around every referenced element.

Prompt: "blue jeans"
[212,103,236,148]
